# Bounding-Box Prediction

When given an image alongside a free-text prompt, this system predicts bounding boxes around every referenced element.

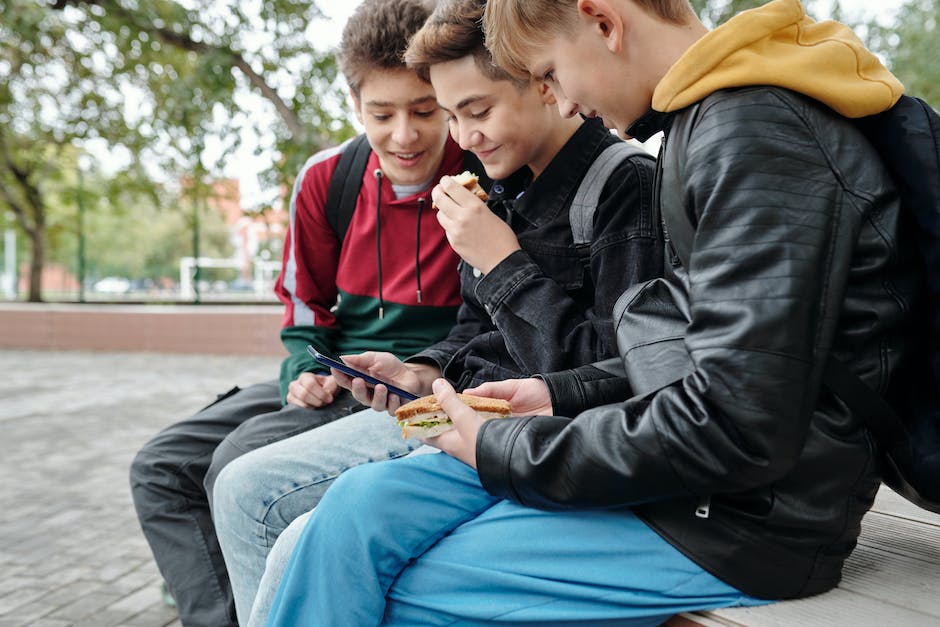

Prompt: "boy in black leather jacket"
[261,0,920,624]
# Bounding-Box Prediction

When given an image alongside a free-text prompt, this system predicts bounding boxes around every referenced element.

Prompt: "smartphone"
[306,345,419,401]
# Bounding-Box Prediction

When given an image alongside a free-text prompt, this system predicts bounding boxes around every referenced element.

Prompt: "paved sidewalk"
[0,349,282,627]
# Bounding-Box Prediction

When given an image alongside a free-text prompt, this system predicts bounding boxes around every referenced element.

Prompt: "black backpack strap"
[570,142,649,247]
[821,357,904,444]
[324,134,372,243]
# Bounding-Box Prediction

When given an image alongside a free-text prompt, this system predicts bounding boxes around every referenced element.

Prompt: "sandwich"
[395,393,511,439]
[453,170,490,201]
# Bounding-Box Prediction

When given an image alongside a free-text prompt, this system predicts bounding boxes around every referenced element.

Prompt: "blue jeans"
[211,408,419,624]
[266,452,769,626]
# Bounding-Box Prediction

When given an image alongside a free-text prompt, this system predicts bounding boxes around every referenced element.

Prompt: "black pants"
[128,380,363,627]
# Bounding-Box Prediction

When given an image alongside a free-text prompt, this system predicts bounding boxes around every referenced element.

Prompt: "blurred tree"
[0,0,354,301]
[689,0,831,26]
[866,0,939,105]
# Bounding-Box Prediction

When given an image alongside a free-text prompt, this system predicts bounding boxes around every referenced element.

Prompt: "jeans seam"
[255,445,419,548]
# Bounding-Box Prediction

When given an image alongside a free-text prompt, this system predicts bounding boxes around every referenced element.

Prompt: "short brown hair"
[484,0,694,78]
[404,0,526,88]
[338,0,436,95]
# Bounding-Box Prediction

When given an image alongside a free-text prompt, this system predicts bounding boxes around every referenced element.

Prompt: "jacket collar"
[627,109,673,142]
[494,119,620,229]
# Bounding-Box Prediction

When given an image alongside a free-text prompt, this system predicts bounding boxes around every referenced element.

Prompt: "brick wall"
[0,303,285,356]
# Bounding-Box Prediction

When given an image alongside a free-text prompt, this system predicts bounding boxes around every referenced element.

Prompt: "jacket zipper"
[695,496,711,519]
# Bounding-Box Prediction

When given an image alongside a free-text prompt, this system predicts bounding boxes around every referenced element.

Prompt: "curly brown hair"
[338,0,436,95]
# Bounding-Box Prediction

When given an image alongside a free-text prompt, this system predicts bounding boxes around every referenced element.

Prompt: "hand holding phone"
[306,345,419,401]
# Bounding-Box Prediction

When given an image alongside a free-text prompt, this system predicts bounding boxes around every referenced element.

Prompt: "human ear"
[349,89,364,125]
[577,0,624,53]
[538,80,558,106]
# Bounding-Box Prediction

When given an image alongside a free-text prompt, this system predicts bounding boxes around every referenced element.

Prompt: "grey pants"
[128,379,363,627]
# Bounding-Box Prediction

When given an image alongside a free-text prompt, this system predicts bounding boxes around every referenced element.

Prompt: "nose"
[453,122,482,151]
[392,115,419,145]
[556,96,580,119]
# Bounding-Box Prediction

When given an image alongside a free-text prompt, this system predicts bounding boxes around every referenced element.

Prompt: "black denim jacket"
[408,119,663,389]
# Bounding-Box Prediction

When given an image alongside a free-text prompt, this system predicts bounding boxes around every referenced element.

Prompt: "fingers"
[427,378,480,468]
[285,389,312,408]
[286,372,334,408]
[348,377,376,406]
[331,369,355,390]
[462,381,504,398]
[432,378,472,423]
[320,374,340,396]
[432,176,485,216]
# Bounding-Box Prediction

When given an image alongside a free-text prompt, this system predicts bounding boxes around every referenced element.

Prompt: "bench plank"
[675,487,940,626]
[681,588,940,627]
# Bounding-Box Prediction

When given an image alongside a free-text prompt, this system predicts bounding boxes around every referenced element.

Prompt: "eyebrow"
[438,94,490,116]
[530,62,551,83]
[364,95,438,107]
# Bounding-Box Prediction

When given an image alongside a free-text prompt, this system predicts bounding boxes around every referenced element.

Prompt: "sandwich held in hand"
[395,393,510,438]
[453,171,490,202]
[433,171,489,208]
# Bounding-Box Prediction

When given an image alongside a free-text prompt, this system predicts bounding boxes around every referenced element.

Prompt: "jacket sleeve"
[473,155,662,374]
[477,90,852,509]
[540,358,631,418]
[274,157,343,403]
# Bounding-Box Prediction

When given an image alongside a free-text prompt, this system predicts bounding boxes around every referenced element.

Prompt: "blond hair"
[484,0,694,77]
[404,0,527,89]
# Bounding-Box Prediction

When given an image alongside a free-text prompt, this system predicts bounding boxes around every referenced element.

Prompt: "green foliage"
[689,0,831,26]
[866,0,940,106]
[0,0,354,300]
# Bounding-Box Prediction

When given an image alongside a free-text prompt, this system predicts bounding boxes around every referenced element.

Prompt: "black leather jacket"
[476,87,920,600]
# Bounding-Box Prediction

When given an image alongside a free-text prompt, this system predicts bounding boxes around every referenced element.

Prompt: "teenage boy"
[127,0,467,624]
[210,0,663,621]
[262,0,921,624]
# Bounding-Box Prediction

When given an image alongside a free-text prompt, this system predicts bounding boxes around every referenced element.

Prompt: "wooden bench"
[668,486,940,626]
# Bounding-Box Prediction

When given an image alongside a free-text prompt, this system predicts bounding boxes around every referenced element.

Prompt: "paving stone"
[0,349,281,625]
[47,589,122,621]
[0,588,48,615]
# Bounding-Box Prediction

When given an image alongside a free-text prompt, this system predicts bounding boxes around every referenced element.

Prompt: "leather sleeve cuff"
[476,416,532,501]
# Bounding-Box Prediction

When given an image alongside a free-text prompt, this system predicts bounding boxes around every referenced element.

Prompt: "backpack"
[323,133,651,265]
[664,94,940,514]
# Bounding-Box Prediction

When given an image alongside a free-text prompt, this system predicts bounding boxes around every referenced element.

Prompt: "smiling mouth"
[474,146,500,160]
[394,151,423,163]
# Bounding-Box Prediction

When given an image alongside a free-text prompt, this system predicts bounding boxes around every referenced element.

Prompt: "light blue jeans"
[210,408,419,624]
[266,452,770,626]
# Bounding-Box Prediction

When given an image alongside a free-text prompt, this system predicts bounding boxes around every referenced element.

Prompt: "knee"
[211,453,255,526]
[129,438,184,518]
[128,436,170,496]
[205,438,247,508]
[318,461,395,517]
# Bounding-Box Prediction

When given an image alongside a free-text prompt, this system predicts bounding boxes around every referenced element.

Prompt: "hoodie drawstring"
[374,169,385,320]
[415,197,424,303]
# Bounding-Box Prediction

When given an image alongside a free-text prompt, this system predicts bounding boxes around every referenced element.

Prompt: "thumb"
[320,375,339,395]
[432,377,457,402]
[432,378,469,422]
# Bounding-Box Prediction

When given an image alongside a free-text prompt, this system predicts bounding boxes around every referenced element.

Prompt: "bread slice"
[395,393,510,439]
[452,171,489,201]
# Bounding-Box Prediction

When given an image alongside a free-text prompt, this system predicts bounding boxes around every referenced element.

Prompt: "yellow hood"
[653,0,902,118]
